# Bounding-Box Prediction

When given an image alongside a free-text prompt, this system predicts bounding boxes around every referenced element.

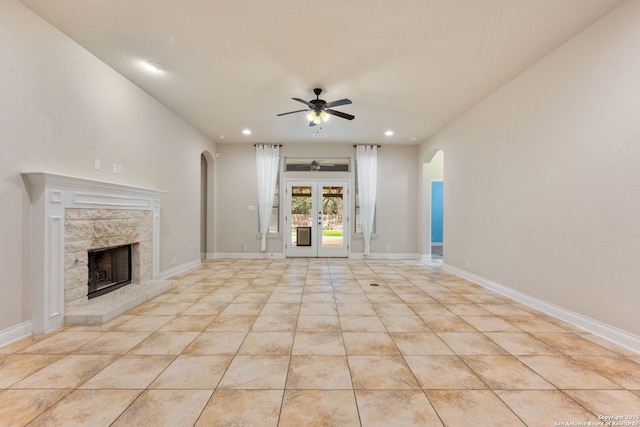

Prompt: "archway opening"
[201,151,214,259]
[422,150,444,260]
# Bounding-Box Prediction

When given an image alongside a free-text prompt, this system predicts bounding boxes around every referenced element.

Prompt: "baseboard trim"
[419,255,444,267]
[443,263,640,354]
[349,253,421,260]
[211,252,286,259]
[157,258,202,279]
[209,252,421,260]
[0,321,33,349]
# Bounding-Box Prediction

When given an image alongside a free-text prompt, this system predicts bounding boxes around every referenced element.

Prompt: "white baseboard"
[0,321,33,349]
[209,252,420,260]
[211,252,285,259]
[350,252,421,260]
[157,258,202,279]
[419,255,444,266]
[443,263,640,354]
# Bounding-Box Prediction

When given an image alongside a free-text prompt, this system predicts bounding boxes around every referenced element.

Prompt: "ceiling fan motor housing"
[311,99,325,112]
[276,87,354,121]
[311,89,326,112]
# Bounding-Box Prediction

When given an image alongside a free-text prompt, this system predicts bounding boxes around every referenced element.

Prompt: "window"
[257,170,280,234]
[256,144,280,247]
[284,157,350,172]
[354,162,375,234]
[268,174,279,233]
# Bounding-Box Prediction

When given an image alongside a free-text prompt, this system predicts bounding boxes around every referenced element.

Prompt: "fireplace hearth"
[88,244,132,299]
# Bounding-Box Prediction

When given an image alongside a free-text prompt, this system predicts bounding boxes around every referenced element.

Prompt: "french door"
[285,180,349,257]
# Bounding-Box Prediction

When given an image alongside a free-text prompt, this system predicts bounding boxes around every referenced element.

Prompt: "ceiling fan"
[277,88,355,126]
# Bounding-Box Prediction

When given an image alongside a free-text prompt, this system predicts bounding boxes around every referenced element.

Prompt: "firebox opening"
[87,244,132,299]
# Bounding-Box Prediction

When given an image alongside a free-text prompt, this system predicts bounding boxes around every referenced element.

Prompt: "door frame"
[284,179,350,258]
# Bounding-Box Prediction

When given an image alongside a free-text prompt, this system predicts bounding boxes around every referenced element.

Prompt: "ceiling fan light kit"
[307,110,329,125]
[277,88,355,127]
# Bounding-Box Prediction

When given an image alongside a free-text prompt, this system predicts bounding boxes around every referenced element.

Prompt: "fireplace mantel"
[23,172,165,333]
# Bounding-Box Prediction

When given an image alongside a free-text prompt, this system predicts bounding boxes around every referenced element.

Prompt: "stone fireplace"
[65,208,152,304]
[23,172,171,334]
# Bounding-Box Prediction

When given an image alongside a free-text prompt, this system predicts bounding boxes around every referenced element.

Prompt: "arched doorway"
[201,151,215,259]
[422,150,444,260]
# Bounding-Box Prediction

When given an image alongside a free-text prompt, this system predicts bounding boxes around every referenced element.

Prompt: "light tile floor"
[1,258,640,426]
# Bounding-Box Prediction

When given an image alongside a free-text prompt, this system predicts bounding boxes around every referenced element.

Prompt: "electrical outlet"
[171,256,177,265]
[241,244,246,252]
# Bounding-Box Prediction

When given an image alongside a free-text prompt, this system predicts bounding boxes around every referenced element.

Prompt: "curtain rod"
[353,145,381,148]
[254,144,282,147]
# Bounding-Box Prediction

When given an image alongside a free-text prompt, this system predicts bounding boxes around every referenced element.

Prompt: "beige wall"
[0,0,214,331]
[420,0,640,336]
[371,145,419,256]
[213,143,263,254]
[213,143,419,257]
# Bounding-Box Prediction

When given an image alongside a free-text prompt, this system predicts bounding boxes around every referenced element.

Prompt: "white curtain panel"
[356,145,378,257]
[255,144,280,251]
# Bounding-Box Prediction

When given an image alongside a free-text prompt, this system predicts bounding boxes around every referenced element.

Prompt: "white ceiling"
[20,0,623,145]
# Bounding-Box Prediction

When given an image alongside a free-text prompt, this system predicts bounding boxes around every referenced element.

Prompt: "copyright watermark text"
[554,415,640,427]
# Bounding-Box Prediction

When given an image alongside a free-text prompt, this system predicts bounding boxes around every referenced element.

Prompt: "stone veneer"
[64,208,153,308]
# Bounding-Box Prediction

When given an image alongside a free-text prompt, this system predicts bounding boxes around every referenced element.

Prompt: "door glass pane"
[291,186,312,247]
[322,186,344,248]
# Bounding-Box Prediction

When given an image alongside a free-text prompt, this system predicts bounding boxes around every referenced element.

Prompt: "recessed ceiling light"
[219,135,225,139]
[242,129,252,135]
[144,61,164,73]
[385,130,394,136]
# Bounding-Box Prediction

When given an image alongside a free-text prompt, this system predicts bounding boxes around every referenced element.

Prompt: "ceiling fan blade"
[325,109,355,120]
[292,97,314,108]
[276,109,309,116]
[324,98,352,108]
